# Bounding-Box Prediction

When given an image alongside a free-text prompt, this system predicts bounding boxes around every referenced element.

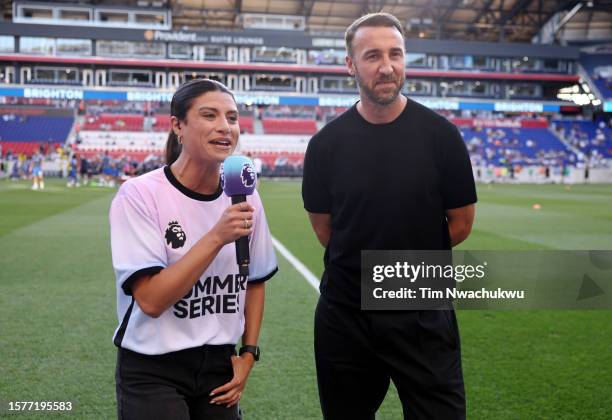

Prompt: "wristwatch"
[239,345,260,361]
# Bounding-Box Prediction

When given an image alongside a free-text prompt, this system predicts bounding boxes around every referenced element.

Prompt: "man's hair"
[345,12,405,57]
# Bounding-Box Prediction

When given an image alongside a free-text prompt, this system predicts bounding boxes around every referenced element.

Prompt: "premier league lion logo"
[220,166,225,190]
[241,163,256,188]
[165,220,186,249]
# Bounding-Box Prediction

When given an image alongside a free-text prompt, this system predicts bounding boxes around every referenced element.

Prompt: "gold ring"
[244,219,248,229]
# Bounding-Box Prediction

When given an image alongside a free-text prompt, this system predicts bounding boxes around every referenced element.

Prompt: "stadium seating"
[0,115,74,143]
[0,141,60,157]
[152,114,172,132]
[252,151,305,177]
[83,114,144,131]
[552,120,612,158]
[149,114,254,133]
[76,131,166,152]
[76,149,161,161]
[239,116,255,134]
[239,134,308,154]
[461,126,577,166]
[262,118,318,135]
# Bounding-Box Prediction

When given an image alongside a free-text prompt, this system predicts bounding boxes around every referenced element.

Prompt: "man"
[302,13,476,420]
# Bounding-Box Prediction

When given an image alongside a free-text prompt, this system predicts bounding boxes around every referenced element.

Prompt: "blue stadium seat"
[0,115,74,142]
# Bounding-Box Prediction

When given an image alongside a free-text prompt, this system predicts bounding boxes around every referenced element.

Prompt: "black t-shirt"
[302,97,477,308]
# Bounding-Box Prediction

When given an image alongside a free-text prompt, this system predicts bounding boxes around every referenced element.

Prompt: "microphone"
[221,155,257,277]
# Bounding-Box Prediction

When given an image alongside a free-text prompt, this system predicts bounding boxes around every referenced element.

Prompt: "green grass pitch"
[1,178,611,419]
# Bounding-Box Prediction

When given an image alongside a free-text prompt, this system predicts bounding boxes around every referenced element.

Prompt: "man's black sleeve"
[438,122,478,210]
[302,133,332,213]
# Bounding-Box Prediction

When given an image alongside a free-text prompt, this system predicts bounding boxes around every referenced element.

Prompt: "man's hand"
[209,354,255,408]
[446,204,475,247]
[308,212,331,247]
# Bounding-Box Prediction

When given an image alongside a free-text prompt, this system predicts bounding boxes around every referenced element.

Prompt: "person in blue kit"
[302,13,477,420]
[67,154,79,187]
[30,147,44,190]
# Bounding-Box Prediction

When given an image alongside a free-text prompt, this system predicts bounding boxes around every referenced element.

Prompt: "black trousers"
[314,295,465,420]
[116,344,240,420]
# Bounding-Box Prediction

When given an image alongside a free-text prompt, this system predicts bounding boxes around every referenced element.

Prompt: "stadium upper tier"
[0,20,586,104]
[580,54,612,100]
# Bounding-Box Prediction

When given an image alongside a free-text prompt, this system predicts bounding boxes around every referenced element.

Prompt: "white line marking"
[271,236,320,293]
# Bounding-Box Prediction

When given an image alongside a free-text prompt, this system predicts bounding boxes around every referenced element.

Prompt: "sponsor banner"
[24,87,83,100]
[144,30,264,46]
[280,96,319,106]
[361,250,612,310]
[450,118,548,128]
[83,90,129,100]
[126,91,173,102]
[459,101,494,111]
[318,96,359,107]
[543,104,561,112]
[234,94,280,105]
[0,87,567,113]
[520,118,549,128]
[474,118,521,128]
[415,98,460,110]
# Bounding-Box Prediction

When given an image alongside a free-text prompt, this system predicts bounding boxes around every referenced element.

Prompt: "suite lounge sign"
[144,30,264,45]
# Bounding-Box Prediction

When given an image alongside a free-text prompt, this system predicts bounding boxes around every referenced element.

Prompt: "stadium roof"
[4,0,612,43]
[170,0,612,43]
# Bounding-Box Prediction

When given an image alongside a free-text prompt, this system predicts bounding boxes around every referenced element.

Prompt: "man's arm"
[446,204,475,247]
[307,212,332,247]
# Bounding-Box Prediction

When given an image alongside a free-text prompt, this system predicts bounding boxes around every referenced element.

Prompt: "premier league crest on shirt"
[165,220,186,249]
[241,163,256,188]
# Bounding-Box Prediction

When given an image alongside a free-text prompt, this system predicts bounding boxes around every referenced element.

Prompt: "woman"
[110,79,278,420]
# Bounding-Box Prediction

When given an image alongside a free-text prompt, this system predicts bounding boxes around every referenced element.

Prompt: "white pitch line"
[271,236,320,293]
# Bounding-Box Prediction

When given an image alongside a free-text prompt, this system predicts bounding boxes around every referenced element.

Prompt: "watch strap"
[239,345,260,361]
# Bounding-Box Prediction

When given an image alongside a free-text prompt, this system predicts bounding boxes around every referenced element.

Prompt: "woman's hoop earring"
[178,135,183,144]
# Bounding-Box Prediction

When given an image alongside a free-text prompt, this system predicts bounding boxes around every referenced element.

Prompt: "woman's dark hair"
[165,78,235,164]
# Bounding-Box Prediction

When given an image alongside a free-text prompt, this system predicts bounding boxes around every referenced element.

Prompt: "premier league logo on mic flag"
[221,155,257,196]
[241,163,256,188]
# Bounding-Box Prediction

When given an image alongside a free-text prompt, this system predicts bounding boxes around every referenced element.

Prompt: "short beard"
[354,67,404,106]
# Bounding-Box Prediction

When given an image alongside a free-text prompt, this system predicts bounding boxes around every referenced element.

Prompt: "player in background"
[30,147,45,190]
[67,154,79,188]
[79,155,90,186]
